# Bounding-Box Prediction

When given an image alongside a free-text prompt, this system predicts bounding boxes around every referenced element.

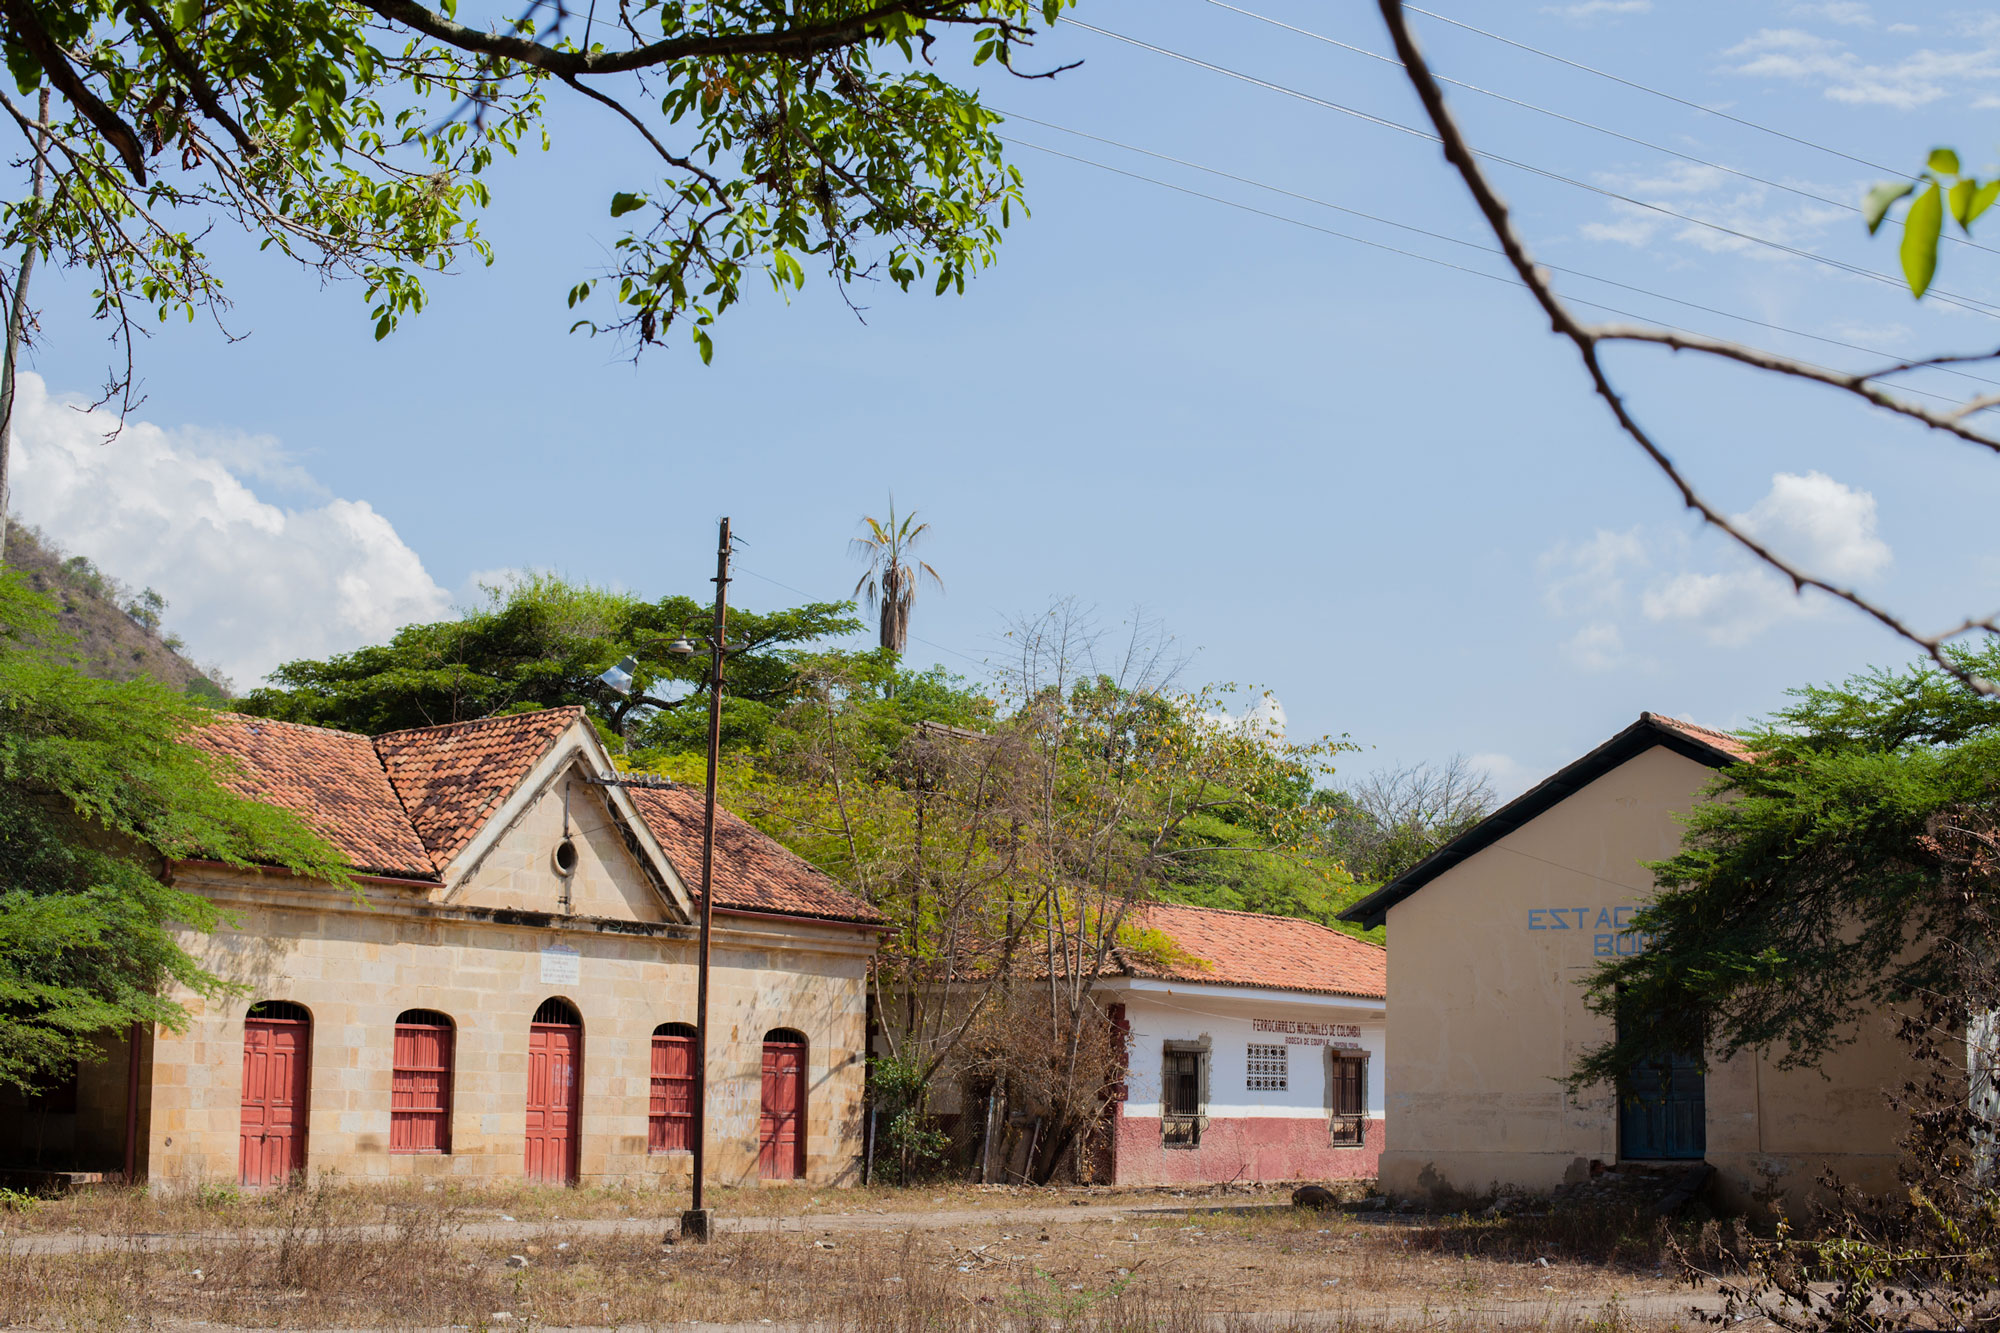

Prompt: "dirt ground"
[0,1180,1735,1332]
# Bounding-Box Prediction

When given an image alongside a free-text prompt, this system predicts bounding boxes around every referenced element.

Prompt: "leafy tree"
[238,572,862,745]
[850,500,943,655]
[0,573,345,1092]
[0,0,1074,388]
[1571,641,2000,1088]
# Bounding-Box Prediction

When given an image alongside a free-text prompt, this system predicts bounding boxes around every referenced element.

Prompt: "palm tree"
[850,500,943,655]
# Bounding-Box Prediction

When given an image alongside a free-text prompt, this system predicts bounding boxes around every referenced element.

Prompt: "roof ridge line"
[1146,898,1375,937]
[210,711,369,741]
[372,704,586,744]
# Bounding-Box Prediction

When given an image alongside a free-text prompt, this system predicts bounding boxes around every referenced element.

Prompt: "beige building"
[1343,713,1912,1214]
[1,707,881,1190]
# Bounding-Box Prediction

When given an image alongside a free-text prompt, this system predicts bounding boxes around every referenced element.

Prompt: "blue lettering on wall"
[1529,907,1649,954]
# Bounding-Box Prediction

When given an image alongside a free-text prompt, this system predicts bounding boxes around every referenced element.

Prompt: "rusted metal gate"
[758,1032,806,1181]
[240,1003,310,1187]
[525,1000,582,1184]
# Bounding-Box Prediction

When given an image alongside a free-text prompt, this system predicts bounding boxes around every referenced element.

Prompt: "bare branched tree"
[1377,0,2000,693]
[1323,754,1496,885]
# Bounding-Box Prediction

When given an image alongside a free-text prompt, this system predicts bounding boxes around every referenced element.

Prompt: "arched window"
[391,1010,455,1155]
[534,997,582,1026]
[758,1028,807,1181]
[649,1023,697,1153]
[247,1000,311,1022]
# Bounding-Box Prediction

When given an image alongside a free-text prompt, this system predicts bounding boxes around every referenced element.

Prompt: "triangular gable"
[379,709,696,922]
[1339,712,1746,931]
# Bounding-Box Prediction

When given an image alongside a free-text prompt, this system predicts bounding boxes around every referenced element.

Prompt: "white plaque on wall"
[540,945,581,985]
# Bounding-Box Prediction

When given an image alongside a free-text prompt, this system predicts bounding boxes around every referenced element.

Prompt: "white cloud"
[10,374,451,688]
[1542,0,1651,17]
[1577,158,1850,259]
[1640,568,1804,645]
[1788,2,1875,25]
[1722,27,2000,109]
[1538,528,1649,616]
[1735,469,1891,581]
[1469,752,1536,802]
[1540,472,1891,652]
[1562,621,1627,671]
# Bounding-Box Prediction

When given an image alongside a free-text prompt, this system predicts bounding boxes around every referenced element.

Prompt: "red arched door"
[759,1031,807,1181]
[526,999,582,1185]
[240,1002,311,1187]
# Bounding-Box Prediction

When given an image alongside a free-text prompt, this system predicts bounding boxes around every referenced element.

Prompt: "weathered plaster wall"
[1110,984,1384,1185]
[131,865,869,1191]
[1379,744,1913,1213]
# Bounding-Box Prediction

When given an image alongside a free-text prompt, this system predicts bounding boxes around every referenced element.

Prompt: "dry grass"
[0,1181,1720,1332]
[0,1177,1262,1236]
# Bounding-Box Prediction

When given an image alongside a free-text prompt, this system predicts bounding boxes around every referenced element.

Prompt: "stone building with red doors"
[1099,902,1387,1186]
[0,706,882,1190]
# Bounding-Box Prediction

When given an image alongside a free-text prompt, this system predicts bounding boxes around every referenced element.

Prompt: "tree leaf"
[1951,178,1979,228]
[609,191,648,218]
[1970,181,2000,227]
[1902,182,1943,298]
[1930,147,1961,176]
[1862,181,1914,235]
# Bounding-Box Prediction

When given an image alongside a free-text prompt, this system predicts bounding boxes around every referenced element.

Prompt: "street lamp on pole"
[591,519,736,1242]
[665,517,733,1243]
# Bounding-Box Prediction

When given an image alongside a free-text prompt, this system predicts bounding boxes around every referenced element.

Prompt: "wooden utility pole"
[681,515,730,1243]
[0,89,52,565]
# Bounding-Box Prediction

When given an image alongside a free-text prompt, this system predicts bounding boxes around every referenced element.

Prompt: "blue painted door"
[1620,1050,1705,1160]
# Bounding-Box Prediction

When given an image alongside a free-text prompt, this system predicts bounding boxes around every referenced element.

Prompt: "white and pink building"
[1099,903,1386,1186]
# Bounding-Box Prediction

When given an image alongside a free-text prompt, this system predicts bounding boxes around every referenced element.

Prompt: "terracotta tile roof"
[629,786,884,925]
[1642,711,1756,762]
[190,715,439,879]
[1113,901,1386,999]
[373,708,582,865]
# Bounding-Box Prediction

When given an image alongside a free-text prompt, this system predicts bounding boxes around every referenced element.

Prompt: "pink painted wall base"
[1112,1115,1383,1185]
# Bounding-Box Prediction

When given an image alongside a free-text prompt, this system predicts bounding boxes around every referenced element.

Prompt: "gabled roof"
[629,787,885,926]
[190,715,439,880]
[1111,901,1386,1000]
[375,708,581,865]
[188,709,877,925]
[1339,711,1749,930]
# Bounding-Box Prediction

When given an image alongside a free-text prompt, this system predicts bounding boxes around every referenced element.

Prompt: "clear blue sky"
[16,0,2000,796]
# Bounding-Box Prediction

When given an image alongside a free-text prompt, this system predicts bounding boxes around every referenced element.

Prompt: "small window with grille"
[1330,1052,1368,1146]
[1246,1044,1287,1091]
[1162,1046,1205,1149]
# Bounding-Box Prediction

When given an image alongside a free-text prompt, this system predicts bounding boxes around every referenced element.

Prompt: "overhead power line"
[736,564,990,670]
[995,109,2000,394]
[1000,133,1975,411]
[1404,4,1910,181]
[1061,19,2000,319]
[1203,0,1999,259]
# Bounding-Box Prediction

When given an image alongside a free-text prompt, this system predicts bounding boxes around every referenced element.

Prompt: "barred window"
[1246,1044,1288,1091]
[1330,1053,1368,1146]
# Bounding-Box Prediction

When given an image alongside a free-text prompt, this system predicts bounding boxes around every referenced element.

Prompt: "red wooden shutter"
[648,1031,695,1152]
[391,1018,454,1154]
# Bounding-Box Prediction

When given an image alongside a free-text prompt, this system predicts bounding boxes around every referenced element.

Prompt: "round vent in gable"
[553,837,579,877]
